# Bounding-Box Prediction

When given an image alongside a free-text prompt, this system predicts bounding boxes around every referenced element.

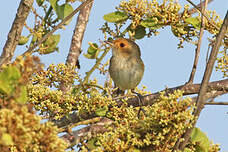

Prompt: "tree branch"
[54,79,228,128]
[61,118,113,147]
[187,0,213,15]
[178,10,228,150]
[60,0,94,92]
[66,0,94,67]
[0,0,34,66]
[124,79,228,107]
[22,0,94,56]
[187,0,208,84]
[191,90,226,103]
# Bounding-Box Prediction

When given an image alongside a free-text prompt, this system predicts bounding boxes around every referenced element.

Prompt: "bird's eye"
[120,43,125,47]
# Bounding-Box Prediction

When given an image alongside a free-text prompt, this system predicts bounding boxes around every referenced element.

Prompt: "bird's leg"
[131,89,146,118]
[116,88,125,96]
[112,83,125,97]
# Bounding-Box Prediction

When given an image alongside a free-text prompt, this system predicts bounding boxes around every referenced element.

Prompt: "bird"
[108,38,144,94]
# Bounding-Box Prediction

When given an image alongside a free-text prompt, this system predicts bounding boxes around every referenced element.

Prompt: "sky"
[0,0,228,151]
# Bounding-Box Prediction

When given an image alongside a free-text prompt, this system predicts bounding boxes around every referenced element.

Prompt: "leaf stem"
[83,48,110,84]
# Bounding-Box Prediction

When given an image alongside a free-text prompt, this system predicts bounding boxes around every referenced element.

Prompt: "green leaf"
[133,25,146,39]
[0,133,14,146]
[103,11,128,23]
[185,17,201,30]
[49,0,58,12]
[50,0,74,24]
[88,43,98,55]
[95,106,108,117]
[84,43,100,59]
[36,0,44,6]
[83,52,100,59]
[141,17,164,29]
[41,34,60,54]
[31,35,38,45]
[56,4,74,24]
[18,36,29,45]
[0,66,21,95]
[83,53,95,59]
[190,127,210,152]
[15,85,28,104]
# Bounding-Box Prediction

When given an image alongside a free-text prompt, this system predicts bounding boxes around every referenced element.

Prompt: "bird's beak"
[104,40,114,46]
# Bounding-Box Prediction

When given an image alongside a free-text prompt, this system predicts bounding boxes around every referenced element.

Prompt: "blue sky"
[1,0,227,150]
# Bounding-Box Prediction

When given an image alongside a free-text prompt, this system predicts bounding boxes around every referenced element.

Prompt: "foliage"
[216,46,228,77]
[93,91,195,152]
[1,0,226,151]
[76,91,218,152]
[20,0,76,54]
[28,63,115,120]
[0,105,68,152]
[0,57,68,152]
[27,63,220,151]
[0,58,221,151]
[101,0,224,49]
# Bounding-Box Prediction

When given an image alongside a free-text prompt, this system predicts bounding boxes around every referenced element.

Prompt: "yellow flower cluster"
[28,64,116,120]
[81,91,195,151]
[0,105,68,152]
[216,47,228,77]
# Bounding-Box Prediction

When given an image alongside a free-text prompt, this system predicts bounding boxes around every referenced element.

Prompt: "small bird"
[108,38,144,93]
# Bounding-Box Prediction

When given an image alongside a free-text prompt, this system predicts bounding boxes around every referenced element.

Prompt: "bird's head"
[107,38,141,58]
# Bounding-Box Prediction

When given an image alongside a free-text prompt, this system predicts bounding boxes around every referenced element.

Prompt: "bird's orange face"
[111,38,134,56]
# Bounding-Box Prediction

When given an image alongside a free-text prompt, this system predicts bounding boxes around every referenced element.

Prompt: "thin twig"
[187,0,208,84]
[59,117,103,132]
[178,10,228,150]
[60,118,113,147]
[83,48,110,84]
[31,7,54,28]
[185,0,228,38]
[205,102,228,105]
[22,0,94,56]
[187,0,213,15]
[43,6,53,22]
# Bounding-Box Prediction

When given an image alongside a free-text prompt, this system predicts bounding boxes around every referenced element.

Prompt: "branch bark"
[187,0,213,15]
[178,10,228,150]
[187,0,208,84]
[66,0,94,67]
[0,0,34,66]
[60,0,94,92]
[124,79,228,107]
[191,90,226,103]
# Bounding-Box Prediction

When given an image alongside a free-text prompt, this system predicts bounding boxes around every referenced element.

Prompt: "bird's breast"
[109,56,144,90]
